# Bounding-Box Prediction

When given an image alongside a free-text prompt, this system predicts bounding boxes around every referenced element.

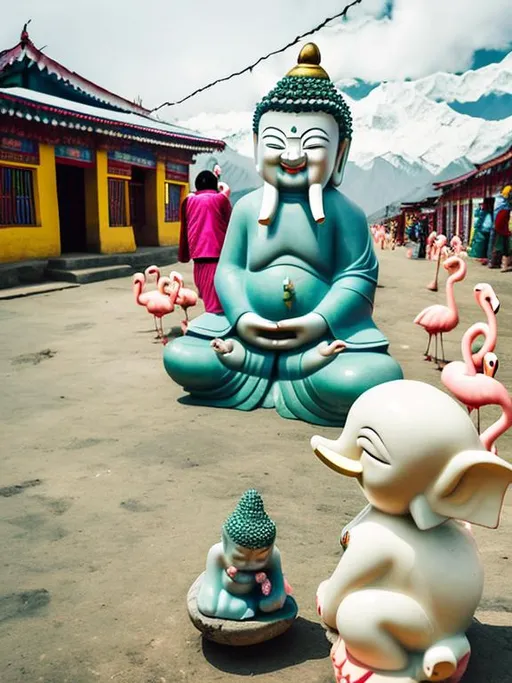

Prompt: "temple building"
[433,144,512,243]
[370,142,512,247]
[0,28,225,264]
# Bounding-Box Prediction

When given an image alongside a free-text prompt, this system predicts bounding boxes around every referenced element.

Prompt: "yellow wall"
[159,175,188,246]
[0,145,189,263]
[0,144,60,263]
[97,150,136,254]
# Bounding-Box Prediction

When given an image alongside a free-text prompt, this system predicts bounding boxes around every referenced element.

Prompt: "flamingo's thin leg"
[434,334,438,366]
[161,317,169,344]
[153,315,160,339]
[424,334,432,358]
[440,334,446,366]
[477,409,481,434]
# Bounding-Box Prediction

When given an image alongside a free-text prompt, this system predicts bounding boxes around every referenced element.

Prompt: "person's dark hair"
[483,197,495,211]
[195,170,218,192]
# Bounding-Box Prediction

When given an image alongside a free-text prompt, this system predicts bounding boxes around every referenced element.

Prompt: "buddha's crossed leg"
[276,346,404,427]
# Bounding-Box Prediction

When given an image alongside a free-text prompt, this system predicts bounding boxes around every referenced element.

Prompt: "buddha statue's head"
[253,43,352,225]
[221,489,276,571]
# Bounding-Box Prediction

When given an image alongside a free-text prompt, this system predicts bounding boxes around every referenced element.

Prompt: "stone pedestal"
[186,573,298,647]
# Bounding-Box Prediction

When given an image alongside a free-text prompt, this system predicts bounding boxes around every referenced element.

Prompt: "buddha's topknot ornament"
[223,489,276,549]
[286,43,329,79]
[253,42,353,140]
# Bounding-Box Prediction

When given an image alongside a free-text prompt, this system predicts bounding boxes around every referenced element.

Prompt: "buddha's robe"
[163,186,402,426]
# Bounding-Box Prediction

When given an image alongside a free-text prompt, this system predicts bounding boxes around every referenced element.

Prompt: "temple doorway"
[56,163,87,253]
[129,166,150,246]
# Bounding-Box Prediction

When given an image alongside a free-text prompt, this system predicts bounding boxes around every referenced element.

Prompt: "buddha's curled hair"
[253,75,353,141]
[223,489,276,549]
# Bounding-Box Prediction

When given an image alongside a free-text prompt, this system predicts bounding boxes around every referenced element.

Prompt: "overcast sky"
[1,0,511,119]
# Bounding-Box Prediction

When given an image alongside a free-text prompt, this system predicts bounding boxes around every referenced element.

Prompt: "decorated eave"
[0,27,149,116]
[433,143,512,192]
[401,198,438,211]
[433,169,477,191]
[0,87,225,155]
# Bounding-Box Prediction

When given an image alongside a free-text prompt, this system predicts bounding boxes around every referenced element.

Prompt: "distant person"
[417,219,428,259]
[178,170,232,314]
[490,185,512,272]
[468,199,493,262]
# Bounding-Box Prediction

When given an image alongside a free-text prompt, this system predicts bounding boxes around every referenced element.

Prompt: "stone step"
[47,246,178,271]
[45,265,133,284]
[0,281,80,300]
[0,260,48,289]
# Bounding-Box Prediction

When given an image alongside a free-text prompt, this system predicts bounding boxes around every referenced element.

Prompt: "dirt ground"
[1,248,511,683]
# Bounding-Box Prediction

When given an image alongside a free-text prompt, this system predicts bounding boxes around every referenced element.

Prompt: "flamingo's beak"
[491,296,500,314]
[483,353,499,378]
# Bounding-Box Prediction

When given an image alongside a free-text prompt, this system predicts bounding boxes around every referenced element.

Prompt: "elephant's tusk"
[313,444,363,478]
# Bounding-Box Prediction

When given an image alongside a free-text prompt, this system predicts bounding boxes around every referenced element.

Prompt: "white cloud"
[0,0,510,118]
[315,0,512,83]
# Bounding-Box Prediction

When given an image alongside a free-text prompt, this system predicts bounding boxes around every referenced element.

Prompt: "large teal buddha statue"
[164,43,403,426]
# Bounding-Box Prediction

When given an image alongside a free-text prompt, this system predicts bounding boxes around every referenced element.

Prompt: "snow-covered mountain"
[180,52,512,215]
[407,52,512,104]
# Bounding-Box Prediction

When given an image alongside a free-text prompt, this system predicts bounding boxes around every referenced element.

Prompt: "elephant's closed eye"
[357,435,390,465]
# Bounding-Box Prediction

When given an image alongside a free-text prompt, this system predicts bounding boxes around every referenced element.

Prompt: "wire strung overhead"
[150,0,363,113]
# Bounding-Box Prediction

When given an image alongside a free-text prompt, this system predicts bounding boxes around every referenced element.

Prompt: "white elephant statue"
[312,379,512,683]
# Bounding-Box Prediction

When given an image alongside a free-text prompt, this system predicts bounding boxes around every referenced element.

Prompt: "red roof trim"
[0,91,225,149]
[0,36,150,116]
[475,145,512,174]
[433,169,477,190]
[433,144,512,190]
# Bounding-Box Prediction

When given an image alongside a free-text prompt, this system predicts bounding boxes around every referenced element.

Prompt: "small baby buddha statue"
[187,489,298,645]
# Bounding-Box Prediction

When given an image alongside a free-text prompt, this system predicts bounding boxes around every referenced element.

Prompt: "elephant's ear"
[427,450,512,529]
[331,139,351,187]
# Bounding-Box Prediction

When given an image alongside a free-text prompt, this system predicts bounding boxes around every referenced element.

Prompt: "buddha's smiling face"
[256,111,340,192]
[223,533,272,571]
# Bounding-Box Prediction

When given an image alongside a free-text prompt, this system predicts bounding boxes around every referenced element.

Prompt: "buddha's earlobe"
[309,183,325,224]
[253,133,260,173]
[331,139,350,187]
[258,182,279,225]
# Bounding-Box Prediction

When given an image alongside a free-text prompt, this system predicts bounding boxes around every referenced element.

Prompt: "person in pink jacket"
[178,170,232,314]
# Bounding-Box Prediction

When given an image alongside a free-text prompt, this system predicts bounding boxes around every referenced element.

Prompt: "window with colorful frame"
[108,178,129,227]
[165,182,183,222]
[0,165,37,226]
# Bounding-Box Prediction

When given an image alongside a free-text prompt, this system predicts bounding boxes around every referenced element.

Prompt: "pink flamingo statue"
[376,225,386,250]
[414,255,467,368]
[168,271,198,334]
[450,235,463,256]
[133,265,163,338]
[441,327,512,453]
[471,283,500,372]
[427,234,448,291]
[426,230,437,260]
[133,273,180,342]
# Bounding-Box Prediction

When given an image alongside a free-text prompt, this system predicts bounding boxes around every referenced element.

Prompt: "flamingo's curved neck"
[481,399,512,452]
[445,268,462,314]
[475,301,497,364]
[134,280,144,305]
[461,324,487,376]
[168,274,182,306]
[158,277,172,295]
